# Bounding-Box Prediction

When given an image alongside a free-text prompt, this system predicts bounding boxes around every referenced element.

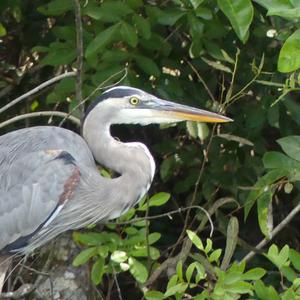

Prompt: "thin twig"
[105,276,114,300]
[114,206,213,236]
[0,111,80,129]
[73,0,84,117]
[0,65,43,100]
[224,52,264,108]
[0,284,35,299]
[176,124,217,251]
[241,201,300,263]
[58,67,128,127]
[223,48,240,106]
[112,267,123,300]
[146,197,235,287]
[185,59,216,103]
[145,197,151,268]
[0,72,76,115]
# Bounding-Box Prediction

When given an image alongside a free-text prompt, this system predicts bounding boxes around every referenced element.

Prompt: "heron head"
[84,86,232,126]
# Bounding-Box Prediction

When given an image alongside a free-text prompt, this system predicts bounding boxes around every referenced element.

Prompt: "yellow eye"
[129,97,140,106]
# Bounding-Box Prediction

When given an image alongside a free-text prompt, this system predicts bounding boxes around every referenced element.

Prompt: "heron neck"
[82,119,155,180]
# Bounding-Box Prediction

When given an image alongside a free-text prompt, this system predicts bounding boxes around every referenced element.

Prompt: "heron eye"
[129,97,140,106]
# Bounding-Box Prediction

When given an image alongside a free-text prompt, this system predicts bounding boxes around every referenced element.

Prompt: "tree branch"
[241,201,300,263]
[73,0,84,117]
[0,72,76,115]
[114,206,213,234]
[0,284,35,299]
[146,197,236,286]
[185,59,216,103]
[58,67,128,127]
[0,111,80,129]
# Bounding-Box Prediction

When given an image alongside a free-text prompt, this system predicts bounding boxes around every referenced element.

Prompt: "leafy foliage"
[1,0,300,299]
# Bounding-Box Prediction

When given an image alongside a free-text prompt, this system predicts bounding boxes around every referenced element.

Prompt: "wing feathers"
[0,149,81,252]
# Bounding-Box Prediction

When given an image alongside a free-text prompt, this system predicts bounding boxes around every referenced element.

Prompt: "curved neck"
[82,107,155,181]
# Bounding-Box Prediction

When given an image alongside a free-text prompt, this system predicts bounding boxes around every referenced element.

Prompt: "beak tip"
[221,116,233,123]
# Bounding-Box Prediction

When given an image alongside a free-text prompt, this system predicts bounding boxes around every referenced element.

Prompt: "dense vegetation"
[1,0,300,299]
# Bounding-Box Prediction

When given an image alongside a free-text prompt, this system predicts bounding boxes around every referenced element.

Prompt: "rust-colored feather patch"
[59,168,81,204]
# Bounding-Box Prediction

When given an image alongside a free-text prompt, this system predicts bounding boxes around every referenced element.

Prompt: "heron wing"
[0,149,80,252]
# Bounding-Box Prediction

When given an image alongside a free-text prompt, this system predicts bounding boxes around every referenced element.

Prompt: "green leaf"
[228,261,246,274]
[205,239,212,254]
[85,23,121,58]
[121,22,138,47]
[99,1,133,21]
[187,121,198,138]
[40,43,76,66]
[73,247,97,266]
[209,249,222,262]
[186,230,204,251]
[91,257,105,285]
[225,281,253,294]
[167,274,178,290]
[146,7,185,26]
[97,245,109,258]
[148,232,161,244]
[189,0,204,9]
[242,268,266,281]
[149,192,170,207]
[127,0,143,9]
[201,57,232,73]
[0,23,7,37]
[176,260,183,282]
[52,26,76,41]
[55,77,75,94]
[293,277,300,287]
[217,0,254,43]
[31,46,50,53]
[164,283,188,298]
[221,217,239,270]
[195,7,213,20]
[129,246,160,259]
[128,257,148,283]
[73,232,106,246]
[84,1,133,22]
[277,136,300,161]
[37,0,73,16]
[266,244,290,269]
[284,98,300,126]
[263,151,299,169]
[144,291,164,300]
[257,191,273,238]
[188,13,204,38]
[186,263,195,283]
[244,169,287,219]
[254,0,292,11]
[263,152,300,181]
[186,122,209,140]
[268,7,300,19]
[133,14,151,39]
[281,266,297,282]
[254,280,268,299]
[254,280,280,300]
[160,156,176,182]
[289,249,300,271]
[223,272,242,285]
[278,30,300,73]
[135,55,160,77]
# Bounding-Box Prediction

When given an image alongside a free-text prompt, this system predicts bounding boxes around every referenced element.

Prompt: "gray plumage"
[0,86,231,290]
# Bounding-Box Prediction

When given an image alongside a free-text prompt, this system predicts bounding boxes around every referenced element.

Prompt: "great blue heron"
[0,86,231,290]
